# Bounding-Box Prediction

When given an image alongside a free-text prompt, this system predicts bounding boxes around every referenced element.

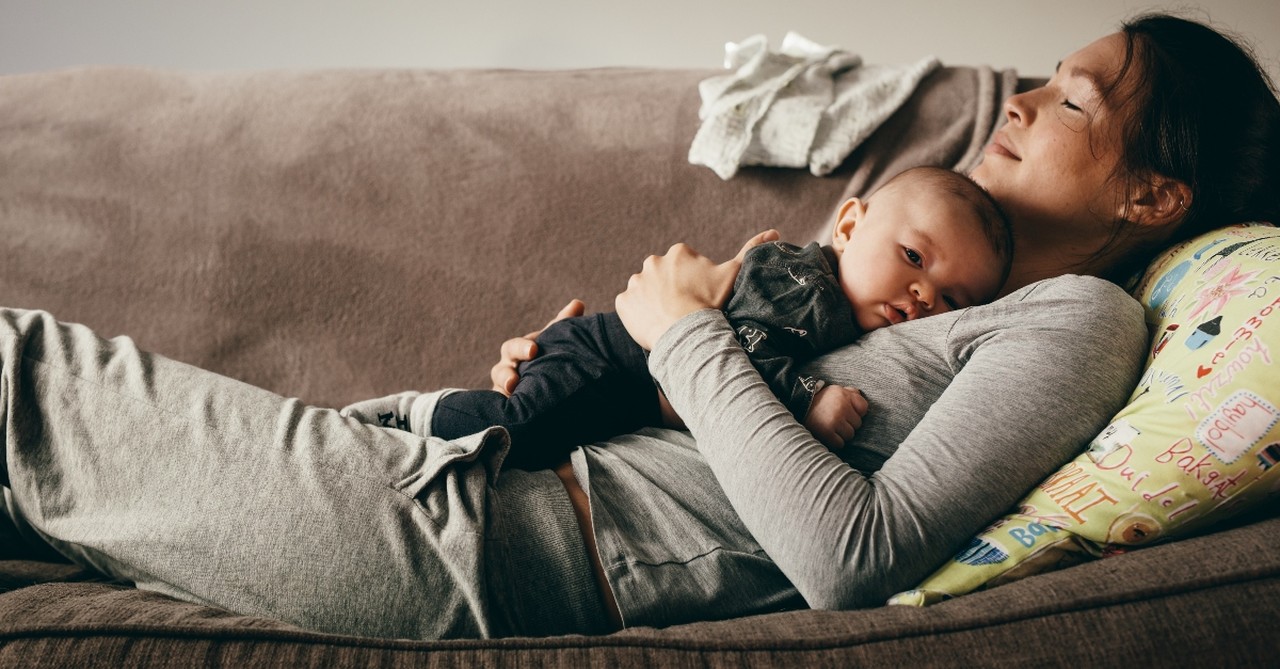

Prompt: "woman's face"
[970,33,1135,241]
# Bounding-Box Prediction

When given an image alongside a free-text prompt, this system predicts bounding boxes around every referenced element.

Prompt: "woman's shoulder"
[1004,274,1142,320]
[951,274,1147,354]
[1010,273,1132,300]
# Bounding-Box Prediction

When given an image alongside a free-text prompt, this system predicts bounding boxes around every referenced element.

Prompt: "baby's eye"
[942,295,960,310]
[904,248,922,266]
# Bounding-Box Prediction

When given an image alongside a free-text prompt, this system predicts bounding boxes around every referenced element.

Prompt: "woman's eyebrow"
[1054,60,1104,92]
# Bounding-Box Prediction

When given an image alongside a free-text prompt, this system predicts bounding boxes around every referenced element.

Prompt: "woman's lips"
[985,131,1020,160]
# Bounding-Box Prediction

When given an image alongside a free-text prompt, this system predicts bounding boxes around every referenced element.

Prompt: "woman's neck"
[1001,256,1086,295]
[999,219,1120,295]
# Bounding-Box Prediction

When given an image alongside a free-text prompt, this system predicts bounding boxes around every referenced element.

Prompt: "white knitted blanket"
[689,32,939,179]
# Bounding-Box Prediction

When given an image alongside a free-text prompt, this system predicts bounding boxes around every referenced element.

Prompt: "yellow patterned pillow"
[890,223,1280,606]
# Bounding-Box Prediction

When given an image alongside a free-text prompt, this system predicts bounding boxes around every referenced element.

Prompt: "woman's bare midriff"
[553,460,624,630]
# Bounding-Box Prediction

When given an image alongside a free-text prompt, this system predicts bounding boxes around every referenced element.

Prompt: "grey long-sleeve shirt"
[572,275,1147,626]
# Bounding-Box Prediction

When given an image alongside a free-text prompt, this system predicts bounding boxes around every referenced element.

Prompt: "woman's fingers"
[490,299,587,395]
[617,231,775,352]
[733,229,780,264]
[490,342,527,395]
[529,299,586,339]
[492,336,535,392]
[616,241,736,350]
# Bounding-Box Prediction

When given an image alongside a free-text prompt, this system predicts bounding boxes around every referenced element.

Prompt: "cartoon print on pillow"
[1147,237,1224,313]
[1187,264,1259,321]
[890,223,1280,607]
[1260,442,1280,469]
[1086,418,1140,462]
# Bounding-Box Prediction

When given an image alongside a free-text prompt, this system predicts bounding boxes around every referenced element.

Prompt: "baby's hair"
[879,166,1014,290]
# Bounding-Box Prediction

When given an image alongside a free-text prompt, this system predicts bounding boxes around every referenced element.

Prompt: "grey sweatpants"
[0,309,604,639]
[0,274,1149,635]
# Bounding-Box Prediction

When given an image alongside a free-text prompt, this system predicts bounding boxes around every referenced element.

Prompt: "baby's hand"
[803,384,869,450]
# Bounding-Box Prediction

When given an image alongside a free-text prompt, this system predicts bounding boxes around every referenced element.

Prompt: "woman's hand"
[489,299,586,396]
[616,230,779,351]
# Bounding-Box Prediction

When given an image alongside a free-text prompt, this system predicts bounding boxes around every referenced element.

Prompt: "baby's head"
[831,166,1012,332]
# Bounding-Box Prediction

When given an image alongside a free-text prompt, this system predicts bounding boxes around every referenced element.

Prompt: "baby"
[343,166,1012,468]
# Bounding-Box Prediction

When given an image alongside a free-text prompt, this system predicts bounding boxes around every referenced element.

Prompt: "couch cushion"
[2,512,1277,666]
[892,223,1280,604]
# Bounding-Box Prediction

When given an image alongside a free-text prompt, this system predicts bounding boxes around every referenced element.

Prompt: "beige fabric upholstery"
[2,65,1275,666]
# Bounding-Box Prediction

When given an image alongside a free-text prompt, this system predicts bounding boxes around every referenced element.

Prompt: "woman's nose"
[1003,89,1034,126]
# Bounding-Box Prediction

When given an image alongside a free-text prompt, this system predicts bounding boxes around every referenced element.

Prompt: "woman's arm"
[492,229,781,394]
[645,277,1148,608]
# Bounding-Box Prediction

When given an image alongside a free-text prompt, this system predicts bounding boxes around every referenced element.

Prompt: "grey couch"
[1,64,1277,667]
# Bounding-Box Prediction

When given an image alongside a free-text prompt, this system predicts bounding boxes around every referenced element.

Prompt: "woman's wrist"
[615,234,774,351]
[647,309,729,378]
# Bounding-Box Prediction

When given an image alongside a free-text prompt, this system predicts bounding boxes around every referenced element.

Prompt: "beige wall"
[2,0,1277,82]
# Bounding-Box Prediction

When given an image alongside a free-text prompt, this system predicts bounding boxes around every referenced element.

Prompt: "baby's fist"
[803,384,869,450]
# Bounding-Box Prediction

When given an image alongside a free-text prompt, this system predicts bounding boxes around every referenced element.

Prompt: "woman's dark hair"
[1104,13,1280,281]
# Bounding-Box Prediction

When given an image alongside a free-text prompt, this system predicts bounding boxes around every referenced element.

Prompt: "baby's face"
[832,186,1004,332]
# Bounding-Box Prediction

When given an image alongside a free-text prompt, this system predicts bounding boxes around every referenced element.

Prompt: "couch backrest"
[0,66,1012,407]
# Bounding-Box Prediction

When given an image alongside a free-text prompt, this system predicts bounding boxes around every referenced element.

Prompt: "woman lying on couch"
[1,14,1277,640]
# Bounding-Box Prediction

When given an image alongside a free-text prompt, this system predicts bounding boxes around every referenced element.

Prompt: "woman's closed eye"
[1055,94,1091,131]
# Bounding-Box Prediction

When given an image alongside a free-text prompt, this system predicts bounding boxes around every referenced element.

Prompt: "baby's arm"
[735,329,866,449]
[732,313,866,449]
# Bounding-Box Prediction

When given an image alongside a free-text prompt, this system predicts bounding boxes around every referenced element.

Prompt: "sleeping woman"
[2,13,1278,639]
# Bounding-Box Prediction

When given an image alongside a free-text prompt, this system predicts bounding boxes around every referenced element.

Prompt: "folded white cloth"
[689,32,939,179]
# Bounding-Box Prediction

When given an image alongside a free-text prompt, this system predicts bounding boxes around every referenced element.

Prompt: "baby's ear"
[831,198,865,251]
